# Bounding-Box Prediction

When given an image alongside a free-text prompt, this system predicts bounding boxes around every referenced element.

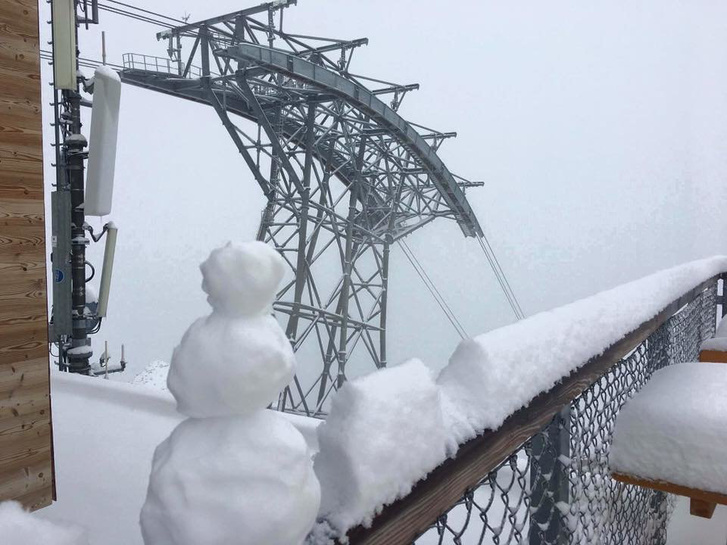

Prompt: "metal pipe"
[97,223,118,318]
[66,90,91,373]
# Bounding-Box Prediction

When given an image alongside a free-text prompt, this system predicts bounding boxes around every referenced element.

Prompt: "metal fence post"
[529,406,571,545]
[649,490,670,544]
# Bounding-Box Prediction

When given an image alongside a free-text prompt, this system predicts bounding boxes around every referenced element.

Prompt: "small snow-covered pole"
[120,343,127,371]
[104,341,109,379]
[101,31,106,66]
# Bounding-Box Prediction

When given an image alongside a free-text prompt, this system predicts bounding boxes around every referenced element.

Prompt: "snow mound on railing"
[438,255,727,445]
[312,255,727,539]
[314,359,447,534]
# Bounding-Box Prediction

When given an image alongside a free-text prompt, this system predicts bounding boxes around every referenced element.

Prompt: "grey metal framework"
[409,283,718,545]
[119,0,483,415]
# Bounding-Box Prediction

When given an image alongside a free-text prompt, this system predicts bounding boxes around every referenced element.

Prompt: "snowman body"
[168,313,294,418]
[140,242,320,545]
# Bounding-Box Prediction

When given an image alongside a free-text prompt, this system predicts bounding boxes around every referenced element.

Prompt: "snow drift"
[0,501,88,545]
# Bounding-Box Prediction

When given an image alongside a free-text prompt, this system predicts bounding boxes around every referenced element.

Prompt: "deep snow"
[39,372,320,545]
[39,371,727,545]
[0,501,88,545]
[438,256,727,446]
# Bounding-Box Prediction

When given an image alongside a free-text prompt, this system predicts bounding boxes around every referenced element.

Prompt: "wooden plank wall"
[0,0,54,510]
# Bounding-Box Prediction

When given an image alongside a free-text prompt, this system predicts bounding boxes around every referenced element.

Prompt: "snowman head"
[201,242,286,317]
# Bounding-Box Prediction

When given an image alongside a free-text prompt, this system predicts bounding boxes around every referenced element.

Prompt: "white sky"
[41,1,727,379]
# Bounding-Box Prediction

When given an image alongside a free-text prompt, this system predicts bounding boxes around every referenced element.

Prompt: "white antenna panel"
[86,66,122,217]
[52,0,77,90]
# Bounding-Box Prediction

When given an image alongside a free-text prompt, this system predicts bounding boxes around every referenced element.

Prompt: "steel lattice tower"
[120,0,484,416]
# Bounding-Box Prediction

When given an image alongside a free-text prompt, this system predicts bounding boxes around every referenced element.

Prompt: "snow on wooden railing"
[309,257,727,544]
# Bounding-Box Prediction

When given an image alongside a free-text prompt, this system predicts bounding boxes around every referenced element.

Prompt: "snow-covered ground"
[29,0,727,541]
[131,360,169,391]
[120,257,727,543]
[0,501,88,545]
[35,370,727,544]
[39,374,182,545]
[38,372,319,545]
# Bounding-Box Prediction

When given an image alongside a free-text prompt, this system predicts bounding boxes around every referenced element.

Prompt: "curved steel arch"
[120,1,483,416]
[224,43,482,238]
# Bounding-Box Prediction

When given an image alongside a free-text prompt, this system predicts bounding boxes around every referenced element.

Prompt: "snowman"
[140,242,320,545]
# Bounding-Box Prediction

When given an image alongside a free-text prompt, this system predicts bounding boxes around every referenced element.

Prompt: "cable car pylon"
[119,0,487,416]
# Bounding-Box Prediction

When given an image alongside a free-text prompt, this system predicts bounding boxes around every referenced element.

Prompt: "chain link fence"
[415,283,718,545]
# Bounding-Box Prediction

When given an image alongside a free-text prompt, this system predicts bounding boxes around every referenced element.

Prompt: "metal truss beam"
[119,2,483,416]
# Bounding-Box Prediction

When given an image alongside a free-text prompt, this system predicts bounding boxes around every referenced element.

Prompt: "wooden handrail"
[344,276,720,545]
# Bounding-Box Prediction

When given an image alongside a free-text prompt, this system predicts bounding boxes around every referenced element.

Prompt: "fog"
[41,1,727,380]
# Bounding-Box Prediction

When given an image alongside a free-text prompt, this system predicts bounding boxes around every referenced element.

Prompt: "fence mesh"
[416,283,718,545]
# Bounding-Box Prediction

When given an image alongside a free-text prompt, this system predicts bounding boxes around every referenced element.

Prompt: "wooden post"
[690,498,717,519]
[0,0,55,510]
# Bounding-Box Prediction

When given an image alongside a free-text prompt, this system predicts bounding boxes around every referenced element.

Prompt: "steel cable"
[398,240,468,339]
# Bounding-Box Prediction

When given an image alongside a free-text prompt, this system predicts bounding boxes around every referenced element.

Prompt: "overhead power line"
[103,0,185,24]
[97,3,175,28]
[40,50,123,71]
[94,0,189,28]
